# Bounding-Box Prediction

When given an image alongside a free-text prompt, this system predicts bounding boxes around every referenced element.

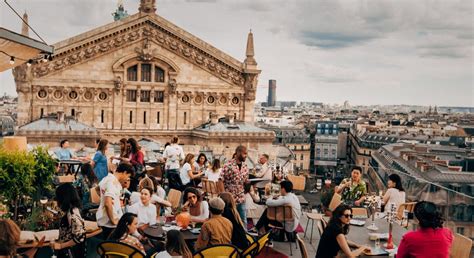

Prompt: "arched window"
[141,64,151,82]
[155,66,164,82]
[127,65,138,81]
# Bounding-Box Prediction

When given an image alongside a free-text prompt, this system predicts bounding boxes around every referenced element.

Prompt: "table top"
[346,217,407,257]
[143,224,199,241]
[58,159,86,165]
[297,195,309,205]
[248,178,267,182]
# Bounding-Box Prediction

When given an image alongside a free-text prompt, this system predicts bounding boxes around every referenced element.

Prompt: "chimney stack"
[57,111,65,122]
[210,113,218,125]
[75,111,82,121]
[267,79,276,106]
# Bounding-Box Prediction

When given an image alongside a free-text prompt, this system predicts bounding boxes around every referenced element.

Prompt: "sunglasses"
[342,214,353,218]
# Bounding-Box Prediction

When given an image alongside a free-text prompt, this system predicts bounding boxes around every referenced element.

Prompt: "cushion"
[19,231,36,244]
[84,220,99,232]
[34,230,59,242]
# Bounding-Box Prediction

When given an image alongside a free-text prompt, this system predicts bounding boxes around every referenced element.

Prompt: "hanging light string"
[0,50,49,66]
[3,0,48,45]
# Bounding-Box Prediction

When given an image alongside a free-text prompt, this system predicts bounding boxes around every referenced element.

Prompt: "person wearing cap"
[195,197,233,251]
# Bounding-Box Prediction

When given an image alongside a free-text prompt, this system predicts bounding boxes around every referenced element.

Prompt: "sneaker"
[267,241,274,248]
[248,227,257,233]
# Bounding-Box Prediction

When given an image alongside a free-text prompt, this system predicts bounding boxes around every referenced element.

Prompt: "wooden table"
[346,218,407,257]
[143,224,199,241]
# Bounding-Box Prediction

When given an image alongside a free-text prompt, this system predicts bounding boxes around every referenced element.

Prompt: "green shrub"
[0,149,36,220]
[31,146,57,200]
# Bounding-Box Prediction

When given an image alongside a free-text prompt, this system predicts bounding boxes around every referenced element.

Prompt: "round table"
[143,224,199,241]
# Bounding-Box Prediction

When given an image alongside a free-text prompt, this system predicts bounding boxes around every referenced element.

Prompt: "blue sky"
[1,0,473,106]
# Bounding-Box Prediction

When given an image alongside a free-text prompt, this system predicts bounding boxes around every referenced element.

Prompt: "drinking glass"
[375,238,381,250]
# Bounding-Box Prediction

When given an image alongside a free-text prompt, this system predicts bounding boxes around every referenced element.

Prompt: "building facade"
[13,1,261,144]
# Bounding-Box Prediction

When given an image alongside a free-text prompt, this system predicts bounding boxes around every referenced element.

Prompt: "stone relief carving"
[114,76,123,92]
[135,39,156,61]
[32,23,248,87]
[168,78,177,94]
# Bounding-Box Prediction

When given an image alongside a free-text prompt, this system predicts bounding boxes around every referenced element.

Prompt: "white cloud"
[0,0,472,107]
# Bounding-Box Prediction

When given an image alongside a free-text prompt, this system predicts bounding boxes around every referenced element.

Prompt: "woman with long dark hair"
[92,139,109,182]
[315,204,369,258]
[219,192,250,250]
[181,187,209,223]
[52,183,86,258]
[397,201,453,258]
[108,213,145,254]
[120,138,144,169]
[193,153,208,174]
[204,158,221,182]
[154,230,192,258]
[383,174,406,211]
[73,163,98,207]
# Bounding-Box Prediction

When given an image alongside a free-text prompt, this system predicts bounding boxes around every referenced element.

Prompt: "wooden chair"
[57,175,75,183]
[396,202,417,220]
[147,164,163,182]
[201,179,219,199]
[297,234,309,258]
[328,193,342,212]
[287,174,306,192]
[193,244,239,258]
[352,207,368,219]
[167,188,182,209]
[97,241,145,258]
[304,212,324,244]
[450,233,473,258]
[267,205,296,256]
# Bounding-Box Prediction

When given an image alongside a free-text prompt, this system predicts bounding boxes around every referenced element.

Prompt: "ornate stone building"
[14,0,268,147]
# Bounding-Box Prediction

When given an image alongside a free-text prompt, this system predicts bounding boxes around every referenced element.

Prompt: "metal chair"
[97,241,145,258]
[297,234,309,258]
[193,244,239,258]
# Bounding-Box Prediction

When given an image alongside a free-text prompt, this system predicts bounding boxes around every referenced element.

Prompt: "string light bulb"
[9,56,15,65]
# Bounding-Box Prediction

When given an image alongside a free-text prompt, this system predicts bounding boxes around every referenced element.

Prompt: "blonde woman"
[180,154,203,187]
[219,192,250,250]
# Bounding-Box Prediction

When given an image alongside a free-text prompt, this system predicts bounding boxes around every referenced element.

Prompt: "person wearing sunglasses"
[181,187,209,223]
[316,204,370,258]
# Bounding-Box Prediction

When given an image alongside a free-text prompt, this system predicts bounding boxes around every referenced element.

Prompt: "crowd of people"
[0,136,457,258]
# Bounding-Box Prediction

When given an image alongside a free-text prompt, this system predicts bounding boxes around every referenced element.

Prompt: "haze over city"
[1,0,473,106]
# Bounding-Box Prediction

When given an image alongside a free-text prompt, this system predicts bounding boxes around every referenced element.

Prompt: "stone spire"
[139,0,156,14]
[244,30,257,69]
[21,11,29,36]
[112,0,129,21]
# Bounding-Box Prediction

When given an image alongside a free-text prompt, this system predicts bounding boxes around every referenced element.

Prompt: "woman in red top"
[397,201,453,258]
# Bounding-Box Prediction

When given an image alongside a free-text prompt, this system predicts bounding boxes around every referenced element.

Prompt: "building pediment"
[31,13,247,86]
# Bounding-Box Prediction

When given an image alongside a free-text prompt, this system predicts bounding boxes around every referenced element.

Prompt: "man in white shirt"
[255,180,301,234]
[254,154,272,189]
[96,163,134,239]
[162,136,185,190]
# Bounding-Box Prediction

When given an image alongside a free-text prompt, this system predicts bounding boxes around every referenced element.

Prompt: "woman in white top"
[128,187,157,230]
[181,187,209,222]
[204,158,221,182]
[383,173,406,211]
[129,176,172,209]
[180,154,203,187]
[244,183,265,219]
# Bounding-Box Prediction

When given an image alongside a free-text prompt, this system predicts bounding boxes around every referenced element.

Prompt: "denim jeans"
[237,202,247,230]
